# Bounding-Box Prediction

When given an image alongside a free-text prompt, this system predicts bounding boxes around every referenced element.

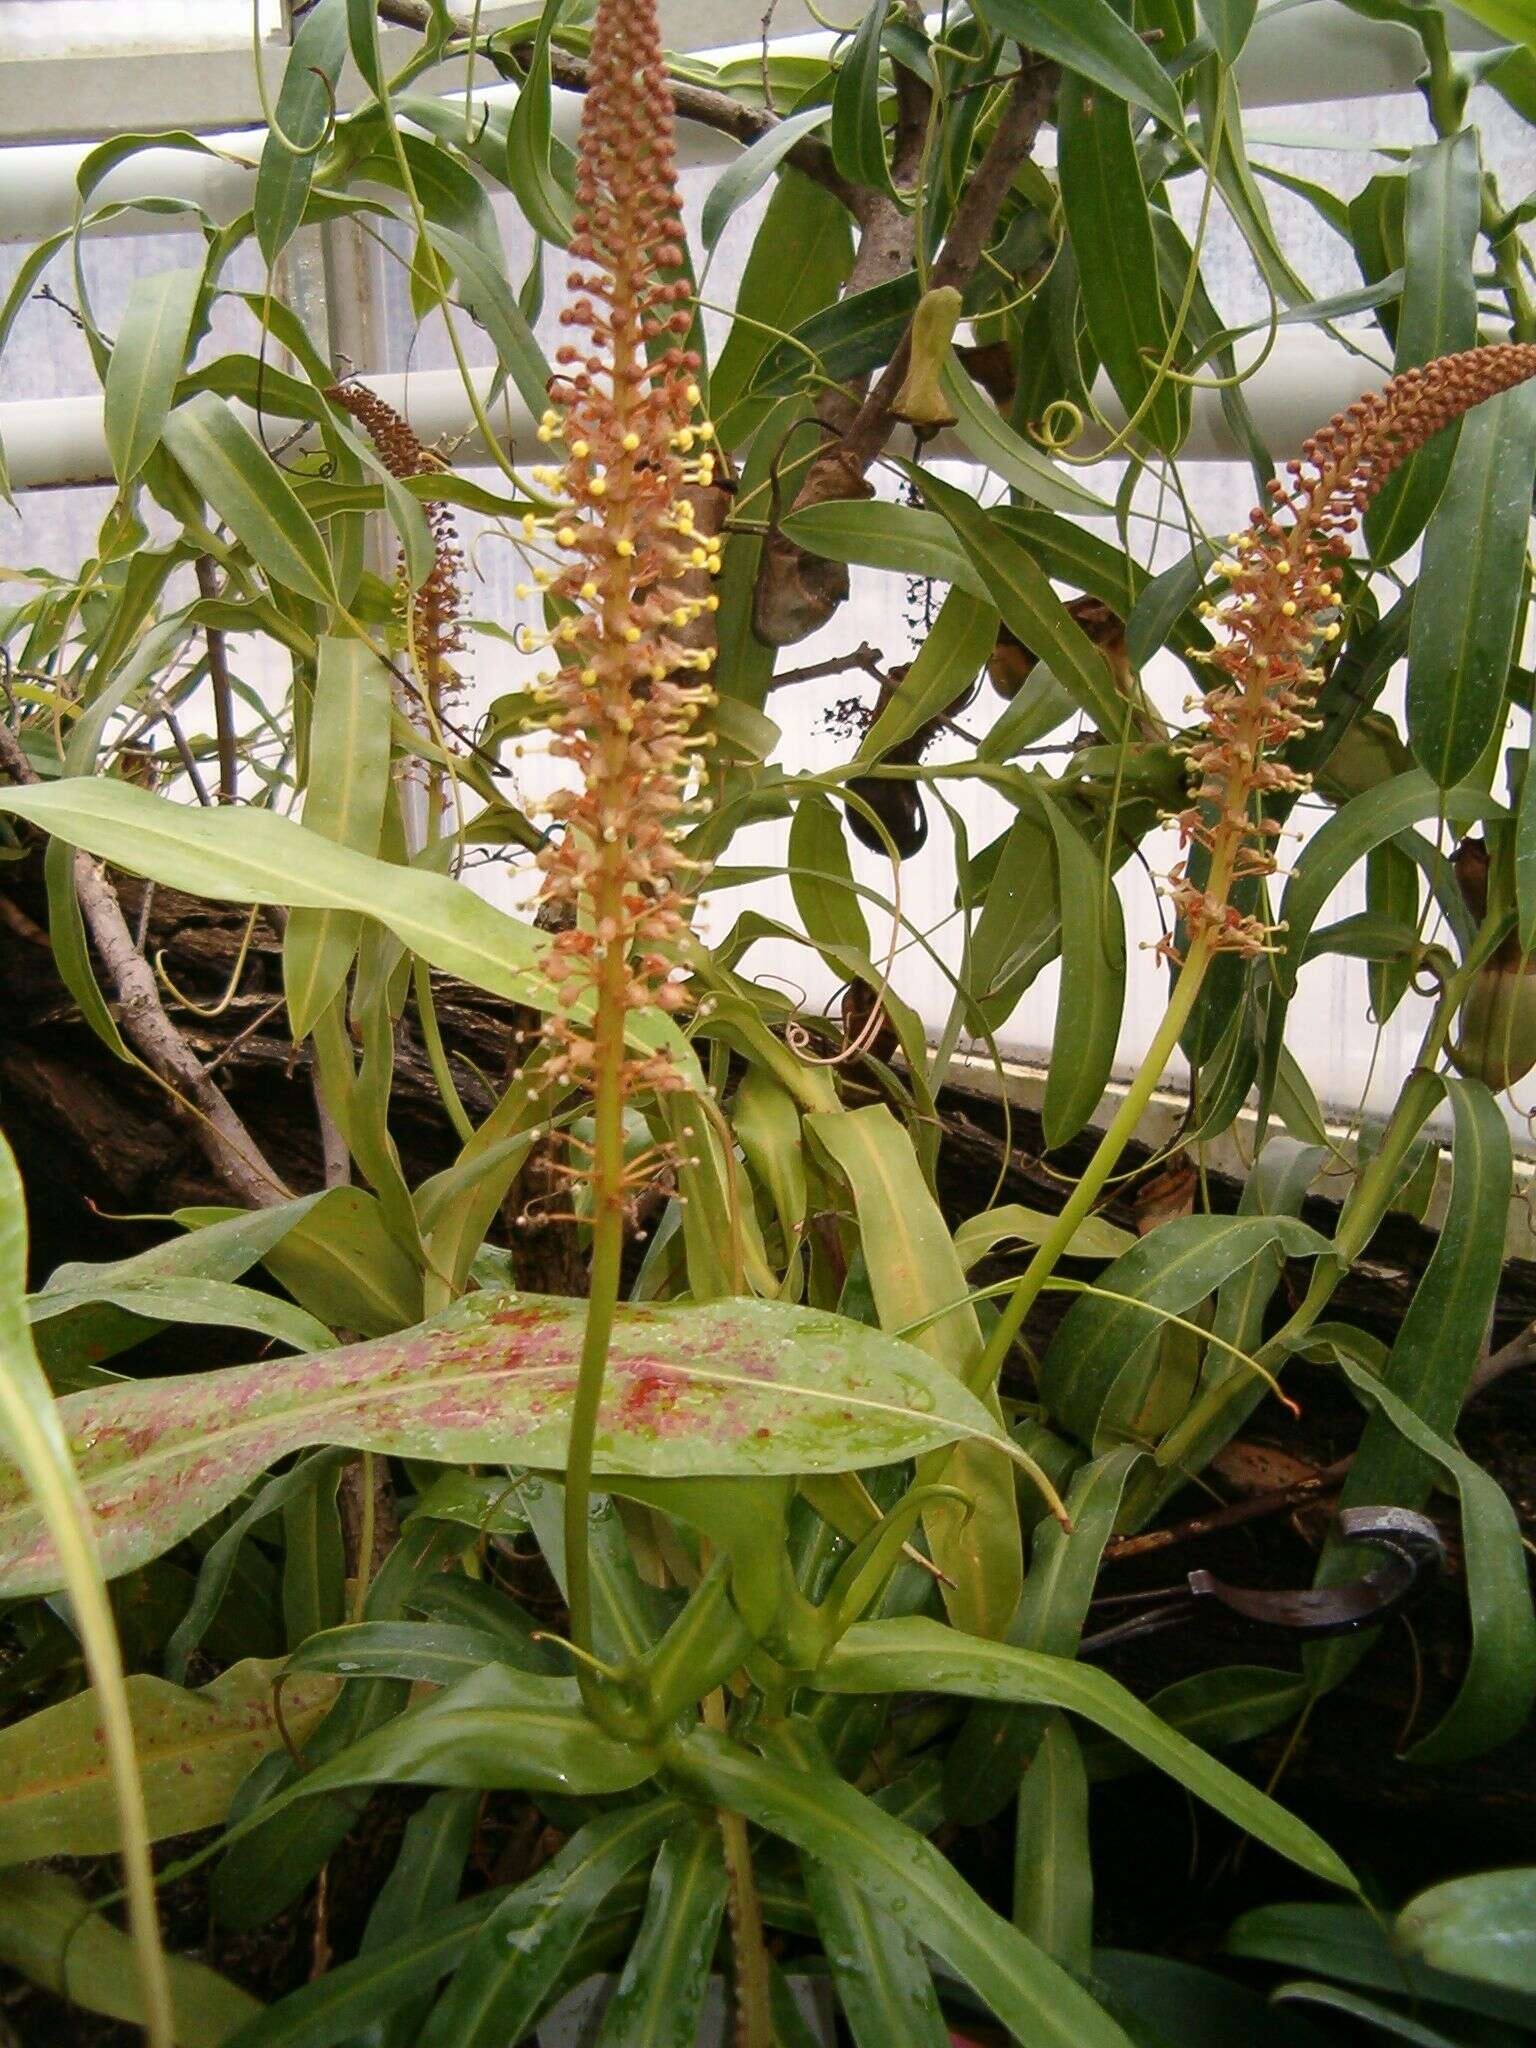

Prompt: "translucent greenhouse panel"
[1,87,1532,1147]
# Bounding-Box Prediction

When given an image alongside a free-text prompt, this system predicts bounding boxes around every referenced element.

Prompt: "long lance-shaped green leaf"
[284,637,394,1037]
[701,106,834,250]
[255,0,349,262]
[0,775,696,1078]
[941,354,1116,516]
[161,391,339,604]
[668,1724,1137,2048]
[1014,1713,1093,1973]
[1197,0,1259,61]
[782,499,985,597]
[361,1789,479,2048]
[1037,1215,1329,1451]
[773,1723,951,2048]
[593,1820,728,2047]
[0,1288,1021,1594]
[1273,772,1505,998]
[0,1132,174,2041]
[1304,1343,1536,1765]
[0,1869,259,2048]
[916,468,1126,738]
[710,180,853,446]
[222,1889,512,2048]
[504,0,577,247]
[807,1105,1024,1639]
[943,1447,1140,1826]
[855,585,997,763]
[1038,785,1126,1147]
[1407,381,1536,787]
[0,1657,337,1867]
[973,0,1185,128]
[1397,1869,1536,1999]
[816,1618,1357,1890]
[1058,67,1186,457]
[231,1664,649,1813]
[1226,1897,1536,2029]
[789,791,869,957]
[831,1,896,197]
[416,1801,683,2048]
[29,1188,334,1388]
[1364,130,1481,563]
[104,265,206,485]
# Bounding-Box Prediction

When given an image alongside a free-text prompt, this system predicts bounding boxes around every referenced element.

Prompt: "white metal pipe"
[0,366,518,491]
[0,2,1501,233]
[0,328,1390,491]
[0,1,823,149]
[0,81,726,246]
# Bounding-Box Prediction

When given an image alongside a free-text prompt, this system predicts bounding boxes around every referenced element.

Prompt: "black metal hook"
[1080,1507,1446,1657]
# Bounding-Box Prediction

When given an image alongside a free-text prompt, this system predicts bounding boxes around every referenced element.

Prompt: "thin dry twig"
[0,720,289,1208]
[195,557,241,804]
[1103,1459,1353,1565]
[374,0,856,205]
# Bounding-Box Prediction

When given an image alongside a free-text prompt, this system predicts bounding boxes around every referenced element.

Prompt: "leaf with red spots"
[0,1290,1018,1595]
[0,1658,337,1865]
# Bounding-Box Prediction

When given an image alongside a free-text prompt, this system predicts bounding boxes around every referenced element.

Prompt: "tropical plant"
[1,0,1534,2044]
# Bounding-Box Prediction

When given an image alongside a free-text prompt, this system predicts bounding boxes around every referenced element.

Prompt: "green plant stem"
[1138,961,1471,1512]
[703,1690,773,2048]
[412,959,475,1146]
[561,811,635,1731]
[0,1391,175,2047]
[968,927,1219,1397]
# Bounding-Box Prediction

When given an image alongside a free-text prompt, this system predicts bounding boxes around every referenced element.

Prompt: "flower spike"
[1167,343,1536,958]
[327,381,466,712]
[530,0,718,1100]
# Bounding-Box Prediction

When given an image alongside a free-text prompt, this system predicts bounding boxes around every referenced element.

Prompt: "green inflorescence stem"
[561,844,632,1725]
[970,919,1221,1398]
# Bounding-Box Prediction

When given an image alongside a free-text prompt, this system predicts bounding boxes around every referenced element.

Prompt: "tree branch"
[0,723,290,1210]
[195,556,240,805]
[752,56,1058,645]
[374,0,857,208]
[820,55,1057,482]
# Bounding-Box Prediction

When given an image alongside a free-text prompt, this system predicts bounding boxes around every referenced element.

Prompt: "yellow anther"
[522,514,539,539]
[623,625,642,643]
[580,579,598,600]
[672,606,691,627]
[1281,600,1297,616]
[690,547,708,568]
[570,439,590,459]
[698,421,715,441]
[621,431,641,452]
[1324,622,1341,640]
[556,525,577,547]
[705,594,719,612]
[615,538,635,558]
[580,666,598,685]
[685,382,701,405]
[1275,559,1291,574]
[588,476,607,497]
